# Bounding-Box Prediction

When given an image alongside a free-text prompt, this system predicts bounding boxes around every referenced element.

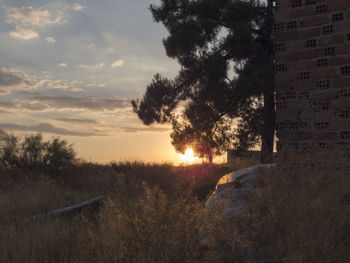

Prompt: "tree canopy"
[0,130,76,174]
[132,0,276,163]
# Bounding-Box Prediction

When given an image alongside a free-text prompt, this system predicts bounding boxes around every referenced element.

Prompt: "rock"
[200,164,276,262]
[205,163,276,219]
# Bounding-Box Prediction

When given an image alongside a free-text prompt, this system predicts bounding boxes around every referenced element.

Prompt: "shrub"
[0,130,20,168]
[0,130,76,175]
[82,179,204,263]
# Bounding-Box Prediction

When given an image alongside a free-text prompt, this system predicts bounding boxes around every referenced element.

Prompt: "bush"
[0,130,19,168]
[82,179,204,263]
[0,130,76,175]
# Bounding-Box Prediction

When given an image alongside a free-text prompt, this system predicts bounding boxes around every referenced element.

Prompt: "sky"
[0,0,197,163]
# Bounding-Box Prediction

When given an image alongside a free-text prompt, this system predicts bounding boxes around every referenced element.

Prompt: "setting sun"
[178,148,198,164]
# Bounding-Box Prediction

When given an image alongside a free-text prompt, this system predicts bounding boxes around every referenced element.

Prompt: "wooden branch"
[32,195,104,221]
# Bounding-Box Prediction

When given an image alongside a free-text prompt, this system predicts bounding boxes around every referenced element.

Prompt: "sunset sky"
[0,0,198,163]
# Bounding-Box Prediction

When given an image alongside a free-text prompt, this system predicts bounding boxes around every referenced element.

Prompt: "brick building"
[275,0,350,168]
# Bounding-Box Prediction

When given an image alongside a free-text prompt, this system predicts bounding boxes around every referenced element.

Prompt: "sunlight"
[178,148,198,163]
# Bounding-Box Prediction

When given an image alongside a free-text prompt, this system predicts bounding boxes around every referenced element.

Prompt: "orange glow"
[178,148,198,163]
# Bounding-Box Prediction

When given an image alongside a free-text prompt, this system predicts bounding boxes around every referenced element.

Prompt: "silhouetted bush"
[0,130,76,175]
[0,130,20,168]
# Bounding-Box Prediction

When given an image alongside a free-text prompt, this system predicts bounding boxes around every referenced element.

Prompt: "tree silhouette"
[0,130,76,174]
[171,92,235,163]
[133,0,276,163]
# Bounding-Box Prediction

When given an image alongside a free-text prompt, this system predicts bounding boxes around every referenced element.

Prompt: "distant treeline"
[0,130,75,174]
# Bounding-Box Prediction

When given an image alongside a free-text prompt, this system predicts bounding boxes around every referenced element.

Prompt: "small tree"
[20,134,47,171]
[0,130,20,168]
[0,130,76,174]
[43,138,75,174]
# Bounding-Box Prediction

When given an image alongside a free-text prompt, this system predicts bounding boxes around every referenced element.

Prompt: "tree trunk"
[260,89,275,163]
[208,154,213,164]
[260,0,276,164]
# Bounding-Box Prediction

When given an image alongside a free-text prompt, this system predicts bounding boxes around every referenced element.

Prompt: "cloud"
[0,101,17,109]
[0,122,104,137]
[20,102,48,111]
[1,96,130,113]
[78,62,104,70]
[30,94,130,112]
[111,59,124,68]
[73,3,85,11]
[0,89,9,95]
[118,126,171,133]
[6,6,64,27]
[46,37,56,43]
[59,63,67,67]
[0,69,23,87]
[0,100,46,112]
[0,67,81,93]
[54,118,99,125]
[9,28,39,40]
[0,109,11,114]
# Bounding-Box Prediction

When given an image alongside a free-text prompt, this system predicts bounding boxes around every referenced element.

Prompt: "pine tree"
[132,0,276,163]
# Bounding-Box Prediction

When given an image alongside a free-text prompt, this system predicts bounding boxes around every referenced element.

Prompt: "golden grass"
[199,164,350,263]
[2,159,349,262]
[244,166,350,262]
[0,161,247,263]
[82,181,204,263]
[0,217,84,263]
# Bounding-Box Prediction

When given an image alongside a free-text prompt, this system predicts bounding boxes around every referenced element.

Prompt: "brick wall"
[275,0,350,169]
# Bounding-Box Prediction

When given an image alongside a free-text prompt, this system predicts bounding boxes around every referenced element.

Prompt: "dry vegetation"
[200,165,350,263]
[245,167,350,262]
[1,153,350,262]
[0,160,246,263]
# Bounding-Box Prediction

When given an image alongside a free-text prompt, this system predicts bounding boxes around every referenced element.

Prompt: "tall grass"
[0,217,84,263]
[2,158,349,262]
[200,165,350,262]
[82,180,204,263]
[0,160,249,263]
[244,167,350,262]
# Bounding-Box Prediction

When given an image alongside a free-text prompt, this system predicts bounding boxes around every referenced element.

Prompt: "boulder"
[205,163,276,218]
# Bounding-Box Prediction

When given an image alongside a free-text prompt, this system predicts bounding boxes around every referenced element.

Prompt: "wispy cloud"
[111,59,124,68]
[6,6,65,27]
[54,118,99,125]
[9,27,39,40]
[29,94,130,112]
[46,36,56,43]
[0,68,28,95]
[0,69,23,87]
[0,122,104,137]
[59,63,67,68]
[118,126,171,133]
[78,62,104,70]
[0,67,80,93]
[0,109,11,115]
[73,3,85,11]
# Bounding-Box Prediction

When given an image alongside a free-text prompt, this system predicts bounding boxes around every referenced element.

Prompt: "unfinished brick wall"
[275,0,350,169]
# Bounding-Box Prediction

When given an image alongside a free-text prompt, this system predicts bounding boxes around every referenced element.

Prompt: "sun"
[178,148,198,163]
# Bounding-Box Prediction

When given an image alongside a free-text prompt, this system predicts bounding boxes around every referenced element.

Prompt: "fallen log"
[32,195,104,221]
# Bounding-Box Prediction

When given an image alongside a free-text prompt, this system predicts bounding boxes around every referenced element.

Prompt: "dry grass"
[0,161,248,263]
[82,180,204,263]
[199,164,350,263]
[3,159,349,263]
[0,217,84,263]
[244,166,350,262]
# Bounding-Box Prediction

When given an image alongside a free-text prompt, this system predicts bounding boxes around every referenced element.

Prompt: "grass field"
[0,160,249,263]
[1,159,350,262]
